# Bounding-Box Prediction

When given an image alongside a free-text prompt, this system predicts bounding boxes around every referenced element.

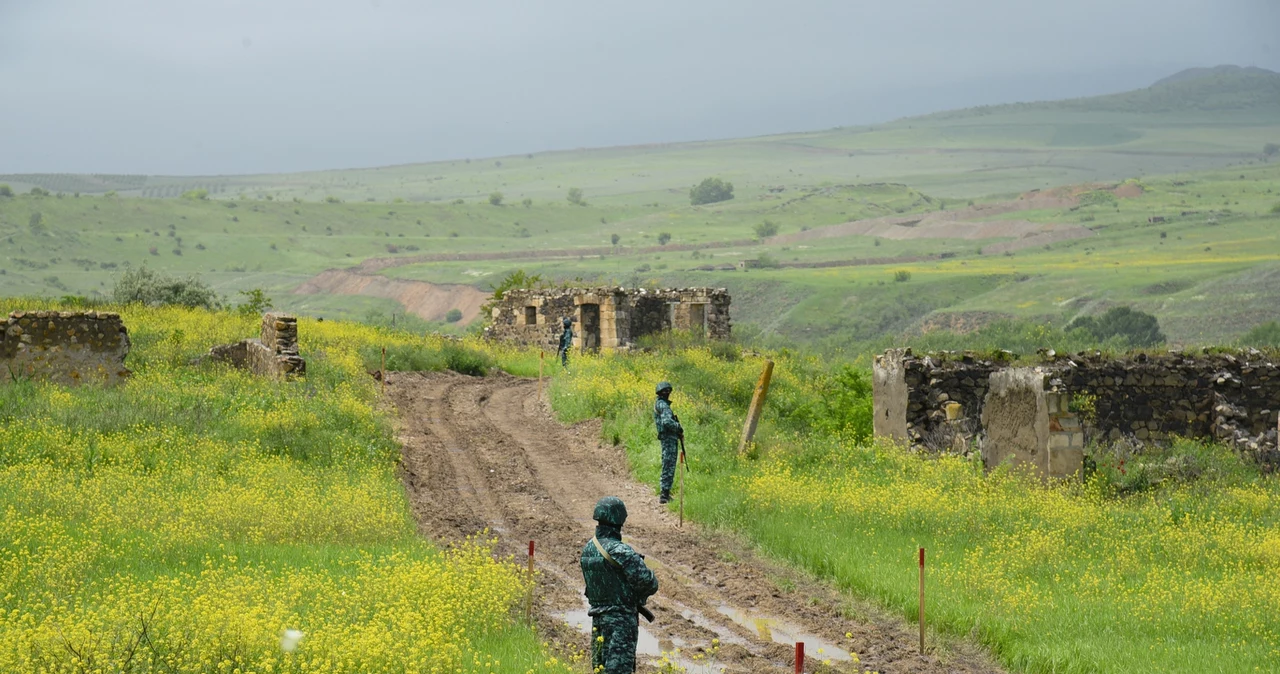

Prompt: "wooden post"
[794,642,804,674]
[526,540,535,625]
[678,449,685,528]
[918,547,926,654]
[538,351,544,402]
[380,346,386,395]
[738,360,775,456]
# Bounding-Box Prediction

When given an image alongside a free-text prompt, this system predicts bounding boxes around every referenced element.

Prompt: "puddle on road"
[714,605,853,662]
[555,609,701,670]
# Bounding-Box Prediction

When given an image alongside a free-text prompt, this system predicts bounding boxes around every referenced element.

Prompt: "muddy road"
[390,371,1001,674]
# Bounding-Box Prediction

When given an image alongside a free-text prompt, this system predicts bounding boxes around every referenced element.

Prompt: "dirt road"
[390,371,1002,673]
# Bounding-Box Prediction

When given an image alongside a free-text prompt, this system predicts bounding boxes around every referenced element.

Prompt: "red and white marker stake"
[526,540,536,625]
[918,547,926,654]
[794,641,804,673]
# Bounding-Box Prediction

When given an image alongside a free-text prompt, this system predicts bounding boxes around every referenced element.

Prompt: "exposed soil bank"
[293,269,488,323]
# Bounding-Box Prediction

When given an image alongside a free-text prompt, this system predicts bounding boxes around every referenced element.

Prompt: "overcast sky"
[1,0,1276,175]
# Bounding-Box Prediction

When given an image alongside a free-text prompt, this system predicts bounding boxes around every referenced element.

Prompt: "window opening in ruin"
[688,303,706,337]
[579,303,601,352]
[524,306,537,325]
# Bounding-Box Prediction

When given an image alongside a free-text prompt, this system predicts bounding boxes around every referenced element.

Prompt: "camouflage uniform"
[653,382,683,503]
[581,497,658,674]
[558,317,573,367]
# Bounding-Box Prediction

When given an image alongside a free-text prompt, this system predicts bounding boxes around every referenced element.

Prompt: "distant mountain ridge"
[920,65,1280,120]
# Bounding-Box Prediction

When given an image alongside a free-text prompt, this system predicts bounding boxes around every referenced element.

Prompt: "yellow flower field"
[0,302,569,674]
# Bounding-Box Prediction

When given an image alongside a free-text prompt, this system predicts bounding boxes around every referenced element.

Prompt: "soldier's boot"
[659,490,671,504]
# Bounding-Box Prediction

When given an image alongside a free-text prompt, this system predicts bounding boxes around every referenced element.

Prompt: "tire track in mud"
[390,371,1003,674]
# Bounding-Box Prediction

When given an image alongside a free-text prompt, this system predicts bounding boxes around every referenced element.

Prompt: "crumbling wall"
[1,311,131,386]
[873,348,1280,472]
[485,286,731,349]
[209,312,305,377]
[872,349,909,441]
[979,369,1084,478]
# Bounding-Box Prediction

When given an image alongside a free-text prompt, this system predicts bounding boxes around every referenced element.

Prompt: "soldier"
[653,382,683,504]
[581,496,658,674]
[558,316,573,367]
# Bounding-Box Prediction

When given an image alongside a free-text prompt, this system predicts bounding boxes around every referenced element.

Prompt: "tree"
[0,184,12,198]
[657,232,672,245]
[445,308,463,323]
[566,187,585,206]
[690,177,734,206]
[1068,306,1165,347]
[611,233,621,246]
[488,191,504,206]
[29,187,49,197]
[28,212,47,235]
[521,197,533,208]
[1264,143,1279,160]
[113,266,221,309]
[753,220,779,238]
[182,188,209,200]
[893,270,911,282]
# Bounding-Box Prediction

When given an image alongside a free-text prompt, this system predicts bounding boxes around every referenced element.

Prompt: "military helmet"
[592,496,627,527]
[655,381,673,395]
[563,317,572,327]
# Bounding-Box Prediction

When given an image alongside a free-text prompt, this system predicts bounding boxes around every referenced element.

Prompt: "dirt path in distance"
[389,371,1004,674]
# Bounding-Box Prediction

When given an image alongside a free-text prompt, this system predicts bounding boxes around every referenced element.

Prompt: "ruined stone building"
[486,287,730,352]
[2,311,131,386]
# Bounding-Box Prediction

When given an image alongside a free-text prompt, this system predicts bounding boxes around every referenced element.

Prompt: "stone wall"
[485,287,731,351]
[980,369,1084,478]
[209,312,305,378]
[872,348,1280,473]
[1,311,131,386]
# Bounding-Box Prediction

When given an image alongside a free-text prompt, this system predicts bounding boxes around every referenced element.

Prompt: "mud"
[389,371,1003,673]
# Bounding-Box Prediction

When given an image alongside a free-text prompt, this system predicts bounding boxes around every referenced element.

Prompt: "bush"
[113,266,222,309]
[521,197,533,208]
[441,343,491,376]
[181,188,209,200]
[689,177,734,206]
[28,212,46,235]
[1270,202,1280,214]
[325,195,341,204]
[566,187,585,206]
[1068,306,1165,347]
[657,232,672,245]
[0,184,12,198]
[893,270,911,282]
[1240,321,1280,347]
[756,253,780,269]
[445,308,463,323]
[1078,190,1118,207]
[29,187,49,197]
[488,191,503,206]
[611,233,620,246]
[236,288,272,316]
[754,220,779,238]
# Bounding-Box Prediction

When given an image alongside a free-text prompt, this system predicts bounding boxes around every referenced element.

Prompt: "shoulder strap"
[592,536,623,569]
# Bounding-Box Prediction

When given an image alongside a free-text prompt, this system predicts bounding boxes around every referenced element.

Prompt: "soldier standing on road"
[581,496,658,674]
[558,317,573,368]
[653,382,683,504]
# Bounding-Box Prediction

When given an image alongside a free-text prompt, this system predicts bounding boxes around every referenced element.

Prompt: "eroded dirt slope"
[389,371,1003,674]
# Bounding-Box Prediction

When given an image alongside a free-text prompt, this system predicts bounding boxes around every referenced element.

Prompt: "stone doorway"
[578,303,601,351]
[688,303,706,337]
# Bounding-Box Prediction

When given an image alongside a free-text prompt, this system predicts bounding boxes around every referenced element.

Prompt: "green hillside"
[2,68,1278,350]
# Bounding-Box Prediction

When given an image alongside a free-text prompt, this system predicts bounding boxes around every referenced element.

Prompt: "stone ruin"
[209,313,306,377]
[1,311,131,386]
[874,348,1280,478]
[485,287,731,352]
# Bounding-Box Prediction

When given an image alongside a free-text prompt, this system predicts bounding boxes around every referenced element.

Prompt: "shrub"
[754,220,779,238]
[1069,306,1165,347]
[893,270,911,282]
[28,212,46,235]
[756,253,780,268]
[611,233,620,246]
[657,232,672,245]
[0,184,12,197]
[1079,190,1118,207]
[445,308,463,323]
[441,343,491,376]
[325,195,341,204]
[488,191,503,206]
[236,288,272,316]
[521,197,533,208]
[1240,321,1280,347]
[181,188,209,200]
[689,177,734,206]
[1270,202,1280,214]
[113,266,221,309]
[29,187,50,197]
[566,187,585,206]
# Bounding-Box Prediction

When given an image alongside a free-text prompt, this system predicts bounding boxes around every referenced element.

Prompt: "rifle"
[679,436,691,473]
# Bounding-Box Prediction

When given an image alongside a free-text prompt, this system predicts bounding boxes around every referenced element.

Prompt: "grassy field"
[0,301,572,674]
[549,341,1280,674]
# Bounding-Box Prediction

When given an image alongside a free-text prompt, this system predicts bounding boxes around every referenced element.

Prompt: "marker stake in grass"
[794,641,804,674]
[539,351,544,402]
[919,547,926,654]
[380,345,386,395]
[526,540,535,626]
[678,448,685,528]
